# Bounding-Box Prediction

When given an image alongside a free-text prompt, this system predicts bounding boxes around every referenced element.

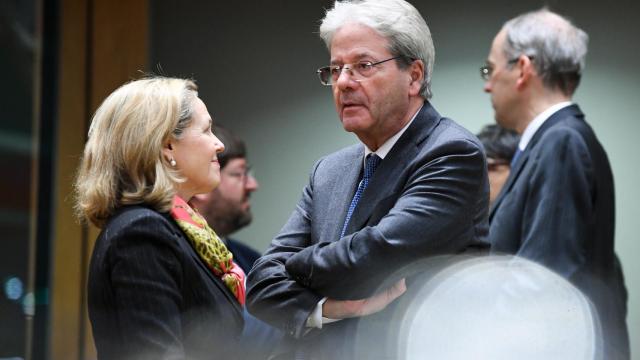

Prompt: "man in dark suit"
[482,9,629,359]
[191,125,282,360]
[247,0,489,358]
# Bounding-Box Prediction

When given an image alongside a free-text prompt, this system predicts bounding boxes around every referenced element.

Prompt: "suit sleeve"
[246,160,324,339]
[108,215,186,359]
[516,129,593,278]
[285,138,487,299]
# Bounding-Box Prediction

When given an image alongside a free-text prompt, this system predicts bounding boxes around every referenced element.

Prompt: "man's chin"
[240,201,252,211]
[340,117,368,133]
[235,214,253,230]
[494,115,516,131]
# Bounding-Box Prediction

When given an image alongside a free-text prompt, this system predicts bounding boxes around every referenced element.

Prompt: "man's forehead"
[330,49,379,63]
[491,30,506,53]
[329,23,389,58]
[223,157,247,169]
[486,32,506,63]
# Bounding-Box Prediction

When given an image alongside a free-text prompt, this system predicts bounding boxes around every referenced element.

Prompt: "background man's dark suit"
[226,237,260,273]
[247,102,489,359]
[489,104,629,359]
[88,206,244,360]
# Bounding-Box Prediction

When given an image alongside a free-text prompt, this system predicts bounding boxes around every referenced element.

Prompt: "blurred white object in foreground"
[392,256,599,360]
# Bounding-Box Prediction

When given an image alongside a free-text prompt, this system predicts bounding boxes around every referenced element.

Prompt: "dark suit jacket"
[226,237,261,273]
[88,205,244,360]
[489,104,629,360]
[247,102,489,359]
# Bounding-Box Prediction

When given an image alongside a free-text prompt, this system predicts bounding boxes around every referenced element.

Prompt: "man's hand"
[322,278,406,319]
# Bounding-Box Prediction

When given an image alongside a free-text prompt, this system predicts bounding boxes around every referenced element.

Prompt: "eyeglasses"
[224,167,254,183]
[480,55,535,81]
[316,56,406,86]
[487,158,510,171]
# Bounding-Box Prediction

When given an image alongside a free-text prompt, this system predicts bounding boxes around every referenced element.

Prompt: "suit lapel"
[329,146,365,241]
[489,149,529,219]
[489,104,584,220]
[168,217,244,313]
[345,102,441,235]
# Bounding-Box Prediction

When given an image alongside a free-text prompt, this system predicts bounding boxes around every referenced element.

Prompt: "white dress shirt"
[517,101,572,151]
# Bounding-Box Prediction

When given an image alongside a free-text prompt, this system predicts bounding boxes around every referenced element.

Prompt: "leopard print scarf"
[170,195,245,305]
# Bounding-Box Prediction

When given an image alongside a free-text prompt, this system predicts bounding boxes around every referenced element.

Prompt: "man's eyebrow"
[330,52,375,65]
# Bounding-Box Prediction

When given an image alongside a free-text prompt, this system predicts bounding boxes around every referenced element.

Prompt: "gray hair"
[502,8,588,96]
[319,0,435,99]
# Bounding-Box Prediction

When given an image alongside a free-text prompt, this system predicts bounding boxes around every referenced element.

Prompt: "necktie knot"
[364,153,381,180]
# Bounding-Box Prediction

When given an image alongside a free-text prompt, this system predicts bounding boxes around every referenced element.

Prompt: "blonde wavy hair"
[74,76,198,228]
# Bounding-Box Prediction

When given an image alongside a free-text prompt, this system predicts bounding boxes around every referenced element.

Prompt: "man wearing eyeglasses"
[191,125,282,360]
[483,9,629,359]
[247,0,489,358]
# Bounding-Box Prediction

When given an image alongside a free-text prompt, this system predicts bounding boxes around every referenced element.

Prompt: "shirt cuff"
[305,297,341,328]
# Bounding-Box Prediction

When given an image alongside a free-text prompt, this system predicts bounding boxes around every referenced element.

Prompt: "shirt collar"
[363,104,423,163]
[518,101,572,151]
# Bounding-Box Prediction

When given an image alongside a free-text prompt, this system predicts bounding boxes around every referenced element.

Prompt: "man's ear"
[516,56,535,89]
[408,59,425,96]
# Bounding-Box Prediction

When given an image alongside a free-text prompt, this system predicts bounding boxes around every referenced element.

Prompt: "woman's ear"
[162,142,173,162]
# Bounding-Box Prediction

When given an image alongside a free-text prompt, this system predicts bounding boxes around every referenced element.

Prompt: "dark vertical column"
[31,0,59,358]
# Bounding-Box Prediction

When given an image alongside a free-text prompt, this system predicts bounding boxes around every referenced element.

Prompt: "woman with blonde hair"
[75,77,244,360]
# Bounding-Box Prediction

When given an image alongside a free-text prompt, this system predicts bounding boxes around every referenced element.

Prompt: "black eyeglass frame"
[480,55,535,81]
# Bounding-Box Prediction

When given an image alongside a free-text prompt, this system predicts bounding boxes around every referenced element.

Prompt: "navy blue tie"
[340,154,381,238]
[511,148,523,168]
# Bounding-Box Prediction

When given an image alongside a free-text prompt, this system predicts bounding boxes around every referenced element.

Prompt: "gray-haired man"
[483,9,629,359]
[247,0,489,358]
